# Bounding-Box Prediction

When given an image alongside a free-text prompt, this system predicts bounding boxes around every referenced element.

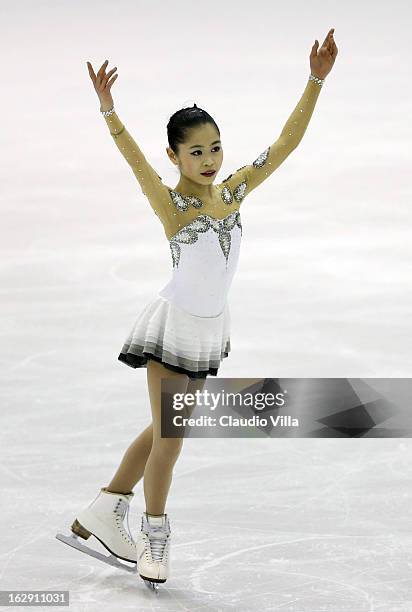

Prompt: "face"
[167,123,223,184]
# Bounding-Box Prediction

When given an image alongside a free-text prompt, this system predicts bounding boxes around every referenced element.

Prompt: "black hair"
[167,103,220,156]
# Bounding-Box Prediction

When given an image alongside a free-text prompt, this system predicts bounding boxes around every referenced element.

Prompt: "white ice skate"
[136,512,171,591]
[56,487,136,573]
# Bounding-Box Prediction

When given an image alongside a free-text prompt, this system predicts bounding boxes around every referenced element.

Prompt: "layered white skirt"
[118,293,231,379]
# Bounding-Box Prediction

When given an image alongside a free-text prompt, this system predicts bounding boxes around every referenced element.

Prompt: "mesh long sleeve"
[221,77,323,200]
[102,110,172,221]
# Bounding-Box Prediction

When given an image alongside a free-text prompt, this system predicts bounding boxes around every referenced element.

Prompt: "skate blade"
[139,572,166,591]
[142,577,161,592]
[56,532,136,574]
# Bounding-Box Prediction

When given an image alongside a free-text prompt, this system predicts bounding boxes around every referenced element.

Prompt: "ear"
[166,146,179,166]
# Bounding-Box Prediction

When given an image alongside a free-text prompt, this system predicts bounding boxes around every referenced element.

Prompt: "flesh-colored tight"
[106,358,207,515]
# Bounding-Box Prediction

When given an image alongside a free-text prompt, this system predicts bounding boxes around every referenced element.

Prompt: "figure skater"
[59,29,338,589]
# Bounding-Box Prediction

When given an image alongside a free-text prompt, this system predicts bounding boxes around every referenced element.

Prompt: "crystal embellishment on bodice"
[221,165,248,205]
[220,147,270,185]
[169,189,204,211]
[221,182,247,205]
[168,177,248,214]
[252,147,270,168]
[169,211,242,269]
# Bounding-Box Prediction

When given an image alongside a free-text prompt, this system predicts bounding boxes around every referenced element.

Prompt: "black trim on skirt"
[118,350,221,380]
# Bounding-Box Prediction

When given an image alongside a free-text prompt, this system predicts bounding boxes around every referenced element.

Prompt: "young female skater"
[64,29,338,589]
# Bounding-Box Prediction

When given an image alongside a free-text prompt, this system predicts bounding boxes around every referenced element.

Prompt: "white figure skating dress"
[102,75,323,379]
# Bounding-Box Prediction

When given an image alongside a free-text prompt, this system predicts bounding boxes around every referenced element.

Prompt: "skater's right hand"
[86,59,118,112]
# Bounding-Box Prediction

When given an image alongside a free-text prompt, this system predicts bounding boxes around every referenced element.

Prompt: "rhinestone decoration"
[233,181,247,203]
[219,231,231,261]
[221,182,247,205]
[101,106,115,117]
[169,183,242,212]
[309,73,325,86]
[252,147,270,168]
[221,185,233,205]
[169,211,242,268]
[169,189,204,212]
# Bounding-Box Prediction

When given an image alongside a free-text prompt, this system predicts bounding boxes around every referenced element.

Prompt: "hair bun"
[166,102,219,155]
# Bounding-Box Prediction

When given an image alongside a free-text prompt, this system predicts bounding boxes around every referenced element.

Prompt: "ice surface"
[1,0,412,610]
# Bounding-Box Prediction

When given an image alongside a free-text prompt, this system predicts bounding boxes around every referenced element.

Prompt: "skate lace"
[141,516,169,562]
[147,526,168,562]
[113,499,133,544]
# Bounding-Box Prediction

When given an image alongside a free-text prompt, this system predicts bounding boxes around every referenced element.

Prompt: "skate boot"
[136,512,171,590]
[56,487,137,572]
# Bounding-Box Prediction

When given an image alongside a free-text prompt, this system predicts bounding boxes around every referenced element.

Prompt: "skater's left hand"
[310,28,338,80]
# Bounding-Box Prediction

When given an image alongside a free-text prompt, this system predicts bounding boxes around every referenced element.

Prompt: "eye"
[191,146,221,156]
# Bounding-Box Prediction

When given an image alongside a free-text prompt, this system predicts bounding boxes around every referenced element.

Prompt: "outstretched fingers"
[86,59,119,95]
[107,73,118,90]
[322,28,334,48]
[99,64,117,90]
[86,61,96,84]
[95,59,108,88]
[97,59,108,78]
[104,66,118,84]
[310,40,319,59]
[331,37,338,58]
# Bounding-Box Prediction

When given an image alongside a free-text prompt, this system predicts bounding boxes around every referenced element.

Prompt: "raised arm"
[245,76,323,194]
[86,60,171,221]
[100,107,169,207]
[222,29,338,201]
